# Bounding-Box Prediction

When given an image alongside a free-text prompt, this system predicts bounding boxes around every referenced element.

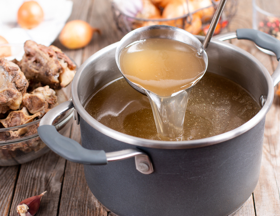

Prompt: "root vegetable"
[59,20,100,49]
[17,1,44,29]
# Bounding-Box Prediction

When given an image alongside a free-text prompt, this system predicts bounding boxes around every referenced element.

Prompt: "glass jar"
[253,0,280,55]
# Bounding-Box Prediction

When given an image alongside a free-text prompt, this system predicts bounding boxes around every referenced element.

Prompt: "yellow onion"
[162,0,191,27]
[184,14,202,35]
[17,1,44,29]
[137,0,161,19]
[59,20,100,49]
[150,0,177,8]
[190,0,214,22]
[0,36,11,58]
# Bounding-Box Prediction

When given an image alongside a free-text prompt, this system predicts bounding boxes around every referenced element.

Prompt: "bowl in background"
[0,43,74,166]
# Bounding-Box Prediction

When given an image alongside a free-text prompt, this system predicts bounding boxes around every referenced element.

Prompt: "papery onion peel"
[17,1,44,29]
[59,20,100,49]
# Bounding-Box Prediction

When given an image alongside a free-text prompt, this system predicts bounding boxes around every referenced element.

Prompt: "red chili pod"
[17,191,46,216]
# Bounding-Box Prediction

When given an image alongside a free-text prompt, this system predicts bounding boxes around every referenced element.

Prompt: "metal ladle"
[115,0,228,139]
[200,0,228,53]
[116,0,228,95]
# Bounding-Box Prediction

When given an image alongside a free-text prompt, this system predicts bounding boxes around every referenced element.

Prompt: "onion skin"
[133,15,166,28]
[17,1,44,29]
[191,0,214,22]
[59,20,100,49]
[137,0,161,19]
[185,14,202,35]
[150,0,176,8]
[162,0,189,26]
[0,36,11,58]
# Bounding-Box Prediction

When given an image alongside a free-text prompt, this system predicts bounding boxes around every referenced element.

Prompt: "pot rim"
[71,36,274,149]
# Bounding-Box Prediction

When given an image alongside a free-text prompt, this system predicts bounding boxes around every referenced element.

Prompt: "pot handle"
[38,101,154,175]
[214,29,280,86]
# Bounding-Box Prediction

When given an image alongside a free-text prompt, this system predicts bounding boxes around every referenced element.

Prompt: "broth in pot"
[85,73,260,141]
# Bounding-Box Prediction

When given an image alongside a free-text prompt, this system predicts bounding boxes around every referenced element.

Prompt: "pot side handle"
[236,29,280,61]
[38,101,154,174]
[214,29,280,86]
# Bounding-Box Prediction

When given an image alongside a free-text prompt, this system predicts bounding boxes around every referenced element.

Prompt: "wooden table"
[1,0,280,215]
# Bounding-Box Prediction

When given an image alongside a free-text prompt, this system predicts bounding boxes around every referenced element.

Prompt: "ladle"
[116,0,228,94]
[115,0,228,139]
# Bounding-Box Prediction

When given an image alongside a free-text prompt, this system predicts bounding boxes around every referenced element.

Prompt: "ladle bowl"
[115,25,208,95]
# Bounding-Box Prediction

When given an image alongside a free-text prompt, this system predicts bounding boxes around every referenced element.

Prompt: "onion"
[185,14,202,35]
[162,0,190,26]
[137,0,161,19]
[17,1,44,29]
[133,15,164,28]
[0,36,11,58]
[191,0,214,22]
[150,0,176,8]
[59,20,100,49]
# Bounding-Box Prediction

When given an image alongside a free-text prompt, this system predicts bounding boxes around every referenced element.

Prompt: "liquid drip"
[119,38,206,139]
[85,74,261,141]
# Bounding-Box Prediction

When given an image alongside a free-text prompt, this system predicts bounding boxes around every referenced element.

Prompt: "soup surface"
[119,38,206,97]
[85,73,261,141]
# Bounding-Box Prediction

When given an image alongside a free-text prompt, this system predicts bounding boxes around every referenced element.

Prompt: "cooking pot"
[38,27,280,216]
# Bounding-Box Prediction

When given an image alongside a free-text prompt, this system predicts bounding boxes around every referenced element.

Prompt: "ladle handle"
[202,0,227,51]
[37,101,154,174]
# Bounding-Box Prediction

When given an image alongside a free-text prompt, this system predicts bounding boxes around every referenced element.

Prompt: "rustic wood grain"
[255,55,280,215]
[8,150,66,216]
[57,0,113,215]
[0,166,19,216]
[58,122,107,216]
[226,0,280,215]
[233,197,256,216]
[82,0,124,61]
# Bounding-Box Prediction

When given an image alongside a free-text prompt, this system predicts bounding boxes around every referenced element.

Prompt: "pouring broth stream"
[119,38,206,140]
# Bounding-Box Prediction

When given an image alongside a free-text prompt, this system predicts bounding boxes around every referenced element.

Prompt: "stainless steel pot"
[38,27,280,216]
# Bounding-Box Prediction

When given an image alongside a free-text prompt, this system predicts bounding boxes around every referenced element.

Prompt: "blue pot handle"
[38,101,154,174]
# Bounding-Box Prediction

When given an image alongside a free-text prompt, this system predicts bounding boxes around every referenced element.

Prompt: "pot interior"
[78,37,269,108]
[72,36,273,148]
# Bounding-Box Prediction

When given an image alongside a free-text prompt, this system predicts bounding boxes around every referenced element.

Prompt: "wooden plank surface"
[228,0,280,215]
[0,166,19,216]
[58,0,123,215]
[57,0,115,215]
[8,151,67,216]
